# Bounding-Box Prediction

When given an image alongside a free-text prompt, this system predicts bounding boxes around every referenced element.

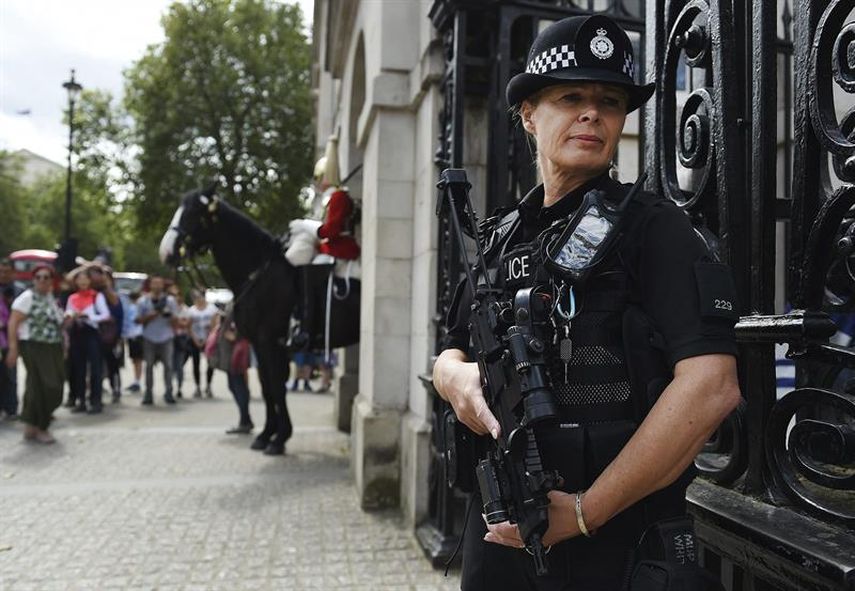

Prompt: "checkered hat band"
[526,44,577,75]
[623,52,635,78]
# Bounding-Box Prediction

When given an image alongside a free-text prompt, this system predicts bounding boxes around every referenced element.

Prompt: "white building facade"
[312,0,443,525]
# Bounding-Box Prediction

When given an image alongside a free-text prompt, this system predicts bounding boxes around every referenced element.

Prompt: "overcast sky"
[0,0,314,164]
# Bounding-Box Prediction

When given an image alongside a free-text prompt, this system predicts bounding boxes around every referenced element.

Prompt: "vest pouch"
[535,423,587,493]
[582,419,636,479]
[630,560,723,591]
[631,516,724,591]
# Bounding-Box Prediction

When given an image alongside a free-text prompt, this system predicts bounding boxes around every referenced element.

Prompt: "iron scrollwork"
[659,0,714,209]
[809,0,855,174]
[435,22,461,348]
[766,387,855,524]
[799,185,855,311]
[695,398,749,485]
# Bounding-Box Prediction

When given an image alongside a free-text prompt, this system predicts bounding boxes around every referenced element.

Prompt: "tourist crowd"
[0,257,254,444]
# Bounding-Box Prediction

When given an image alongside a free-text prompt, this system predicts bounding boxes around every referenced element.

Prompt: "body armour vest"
[483,196,643,425]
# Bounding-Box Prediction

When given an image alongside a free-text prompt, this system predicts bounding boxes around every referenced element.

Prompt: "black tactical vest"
[481,187,689,544]
[481,187,652,425]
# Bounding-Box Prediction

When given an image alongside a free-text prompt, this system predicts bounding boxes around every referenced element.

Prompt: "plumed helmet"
[313,156,328,180]
[314,134,341,186]
[506,14,654,113]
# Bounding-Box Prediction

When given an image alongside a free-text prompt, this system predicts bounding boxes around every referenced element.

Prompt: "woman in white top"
[188,290,218,397]
[65,269,110,413]
[6,264,65,443]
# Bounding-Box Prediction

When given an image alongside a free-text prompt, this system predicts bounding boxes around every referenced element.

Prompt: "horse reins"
[171,199,277,310]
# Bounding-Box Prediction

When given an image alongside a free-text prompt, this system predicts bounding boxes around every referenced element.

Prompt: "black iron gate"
[420,0,855,588]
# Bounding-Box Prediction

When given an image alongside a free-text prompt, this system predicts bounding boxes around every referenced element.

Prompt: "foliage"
[0,152,28,256]
[3,0,313,277]
[0,150,158,271]
[71,88,138,213]
[124,0,313,235]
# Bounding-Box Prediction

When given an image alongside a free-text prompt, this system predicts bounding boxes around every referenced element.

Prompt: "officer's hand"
[446,361,500,439]
[483,490,581,548]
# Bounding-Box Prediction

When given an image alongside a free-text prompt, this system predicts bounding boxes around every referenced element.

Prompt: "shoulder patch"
[694,261,739,321]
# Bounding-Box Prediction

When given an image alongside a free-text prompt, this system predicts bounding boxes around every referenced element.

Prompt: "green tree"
[0,152,28,256]
[14,172,129,267]
[72,88,137,214]
[124,0,313,236]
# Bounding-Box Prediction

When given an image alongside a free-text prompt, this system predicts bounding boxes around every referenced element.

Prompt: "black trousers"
[460,495,636,591]
[69,325,103,407]
[188,341,213,388]
[102,341,122,394]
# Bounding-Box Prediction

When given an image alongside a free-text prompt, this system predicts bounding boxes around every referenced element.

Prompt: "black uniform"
[442,172,738,590]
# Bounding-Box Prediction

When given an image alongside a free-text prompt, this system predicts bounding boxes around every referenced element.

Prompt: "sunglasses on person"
[34,273,53,280]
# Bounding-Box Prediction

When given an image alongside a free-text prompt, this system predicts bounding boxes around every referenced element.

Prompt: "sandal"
[35,430,56,444]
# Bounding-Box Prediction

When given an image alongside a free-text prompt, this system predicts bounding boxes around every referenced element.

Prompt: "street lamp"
[62,69,82,243]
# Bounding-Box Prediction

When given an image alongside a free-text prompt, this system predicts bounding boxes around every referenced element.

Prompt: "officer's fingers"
[485,522,524,547]
[483,532,524,548]
[449,380,489,435]
[484,532,524,548]
[451,397,488,435]
[473,395,501,439]
[459,414,488,436]
[487,521,520,539]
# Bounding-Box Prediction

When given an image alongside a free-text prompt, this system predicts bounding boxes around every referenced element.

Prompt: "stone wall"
[312,0,442,522]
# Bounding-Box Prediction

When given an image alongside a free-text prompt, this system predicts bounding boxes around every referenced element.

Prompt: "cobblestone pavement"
[0,367,460,591]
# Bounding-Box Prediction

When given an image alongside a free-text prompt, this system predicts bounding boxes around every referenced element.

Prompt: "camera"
[153,297,171,317]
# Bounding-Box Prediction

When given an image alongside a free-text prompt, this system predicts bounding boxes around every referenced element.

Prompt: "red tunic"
[317,189,360,260]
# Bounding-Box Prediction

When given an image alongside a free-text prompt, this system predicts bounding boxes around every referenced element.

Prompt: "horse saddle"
[296,263,360,351]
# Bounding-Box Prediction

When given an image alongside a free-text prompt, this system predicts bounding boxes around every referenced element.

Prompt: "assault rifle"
[437,169,561,576]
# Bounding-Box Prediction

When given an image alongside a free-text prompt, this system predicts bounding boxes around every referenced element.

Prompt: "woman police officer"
[432,14,741,590]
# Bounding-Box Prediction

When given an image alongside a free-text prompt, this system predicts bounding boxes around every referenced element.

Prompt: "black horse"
[160,185,359,455]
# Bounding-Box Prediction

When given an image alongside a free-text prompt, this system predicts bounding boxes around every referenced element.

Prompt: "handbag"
[231,338,250,373]
[204,326,221,359]
[98,318,120,347]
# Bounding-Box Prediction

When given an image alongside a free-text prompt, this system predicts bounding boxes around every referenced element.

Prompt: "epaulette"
[480,207,521,260]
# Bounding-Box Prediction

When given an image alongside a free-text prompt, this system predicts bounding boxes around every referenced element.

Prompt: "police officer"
[432,15,741,590]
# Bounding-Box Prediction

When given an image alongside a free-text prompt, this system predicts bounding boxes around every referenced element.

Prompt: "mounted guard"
[286,134,361,354]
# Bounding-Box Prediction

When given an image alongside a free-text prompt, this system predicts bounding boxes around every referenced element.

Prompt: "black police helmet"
[506,14,654,113]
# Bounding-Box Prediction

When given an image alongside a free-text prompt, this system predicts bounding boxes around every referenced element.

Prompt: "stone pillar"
[351,105,415,510]
[334,344,359,432]
[400,49,442,525]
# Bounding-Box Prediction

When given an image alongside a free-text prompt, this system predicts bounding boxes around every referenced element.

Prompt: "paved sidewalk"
[0,367,460,591]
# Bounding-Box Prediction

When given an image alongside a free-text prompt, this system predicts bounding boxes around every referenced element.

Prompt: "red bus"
[9,249,59,290]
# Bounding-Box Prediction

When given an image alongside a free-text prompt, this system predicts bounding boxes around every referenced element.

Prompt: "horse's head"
[159,181,221,266]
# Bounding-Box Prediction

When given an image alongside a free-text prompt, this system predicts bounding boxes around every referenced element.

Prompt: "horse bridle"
[170,195,221,292]
[170,193,284,311]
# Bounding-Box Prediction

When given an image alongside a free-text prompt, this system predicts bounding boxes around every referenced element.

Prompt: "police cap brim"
[506,68,655,114]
